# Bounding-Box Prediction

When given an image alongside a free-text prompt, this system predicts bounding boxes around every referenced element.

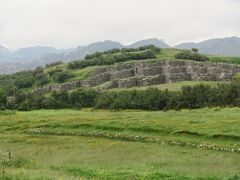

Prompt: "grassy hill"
[0,45,238,111]
[0,46,239,96]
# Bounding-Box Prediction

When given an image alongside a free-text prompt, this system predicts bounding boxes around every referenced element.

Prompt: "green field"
[0,108,239,179]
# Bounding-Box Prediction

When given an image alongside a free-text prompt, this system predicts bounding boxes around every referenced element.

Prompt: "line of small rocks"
[26,129,240,153]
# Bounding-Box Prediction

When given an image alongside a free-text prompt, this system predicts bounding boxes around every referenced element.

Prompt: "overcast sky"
[0,0,239,49]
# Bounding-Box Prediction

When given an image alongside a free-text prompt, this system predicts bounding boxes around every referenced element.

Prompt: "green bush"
[175,50,209,62]
[15,77,34,89]
[34,73,49,86]
[52,71,73,83]
[10,80,240,111]
[45,61,63,68]
[69,88,98,108]
[68,47,158,70]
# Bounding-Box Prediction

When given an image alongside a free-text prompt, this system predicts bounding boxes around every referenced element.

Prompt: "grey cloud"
[0,0,239,49]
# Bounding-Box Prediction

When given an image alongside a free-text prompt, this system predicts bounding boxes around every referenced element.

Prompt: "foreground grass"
[0,108,240,179]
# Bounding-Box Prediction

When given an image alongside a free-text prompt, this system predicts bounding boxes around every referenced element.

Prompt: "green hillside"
[0,45,239,111]
[0,46,238,95]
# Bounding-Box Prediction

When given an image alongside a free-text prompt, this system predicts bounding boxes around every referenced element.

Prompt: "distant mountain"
[39,39,171,65]
[2,37,240,74]
[0,45,8,52]
[12,46,58,61]
[0,41,125,74]
[0,45,10,63]
[0,45,60,64]
[39,40,124,65]
[128,38,170,48]
[175,37,240,56]
[63,40,124,61]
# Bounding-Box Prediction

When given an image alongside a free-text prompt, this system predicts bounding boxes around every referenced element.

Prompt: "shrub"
[34,73,49,86]
[0,88,6,108]
[47,67,64,76]
[45,61,63,68]
[191,48,198,53]
[95,88,171,110]
[52,71,73,83]
[68,46,159,70]
[15,77,34,89]
[7,80,240,111]
[69,88,98,107]
[175,50,209,62]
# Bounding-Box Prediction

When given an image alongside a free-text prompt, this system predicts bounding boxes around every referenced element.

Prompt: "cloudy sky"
[0,0,239,49]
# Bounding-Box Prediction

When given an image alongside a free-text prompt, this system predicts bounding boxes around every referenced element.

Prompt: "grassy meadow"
[0,108,239,179]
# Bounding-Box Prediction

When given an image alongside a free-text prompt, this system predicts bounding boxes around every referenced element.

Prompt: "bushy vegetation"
[45,61,63,68]
[0,68,50,96]
[175,50,209,62]
[85,45,161,59]
[2,80,240,111]
[95,82,240,110]
[68,46,159,69]
[51,71,73,83]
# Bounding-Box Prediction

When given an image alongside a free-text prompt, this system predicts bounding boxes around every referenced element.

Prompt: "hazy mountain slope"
[0,45,8,52]
[175,37,240,56]
[1,37,240,74]
[39,40,124,65]
[0,41,124,74]
[63,40,124,62]
[12,46,58,61]
[128,38,170,48]
[0,45,11,63]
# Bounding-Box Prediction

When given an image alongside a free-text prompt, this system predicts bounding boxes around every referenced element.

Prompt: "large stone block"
[90,72,110,85]
[136,66,163,76]
[110,69,135,79]
[118,78,138,88]
[142,75,166,86]
[168,73,192,83]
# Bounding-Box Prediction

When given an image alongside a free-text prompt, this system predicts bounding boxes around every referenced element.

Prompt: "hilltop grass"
[0,108,239,179]
[66,66,98,81]
[156,48,182,60]
[208,55,240,64]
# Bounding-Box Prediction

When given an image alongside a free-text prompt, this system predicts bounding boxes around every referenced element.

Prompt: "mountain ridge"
[1,37,240,74]
[175,36,240,56]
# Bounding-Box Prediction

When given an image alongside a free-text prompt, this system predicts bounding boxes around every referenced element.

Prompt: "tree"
[192,48,198,53]
[15,77,34,89]
[52,71,73,83]
[175,50,209,62]
[34,73,49,86]
[0,88,6,109]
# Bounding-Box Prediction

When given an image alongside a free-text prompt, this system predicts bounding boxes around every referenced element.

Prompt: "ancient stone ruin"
[29,60,240,95]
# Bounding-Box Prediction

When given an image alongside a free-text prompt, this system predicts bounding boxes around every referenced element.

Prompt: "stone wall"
[28,60,240,95]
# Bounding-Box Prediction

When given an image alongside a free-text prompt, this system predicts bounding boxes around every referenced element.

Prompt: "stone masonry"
[29,60,240,95]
